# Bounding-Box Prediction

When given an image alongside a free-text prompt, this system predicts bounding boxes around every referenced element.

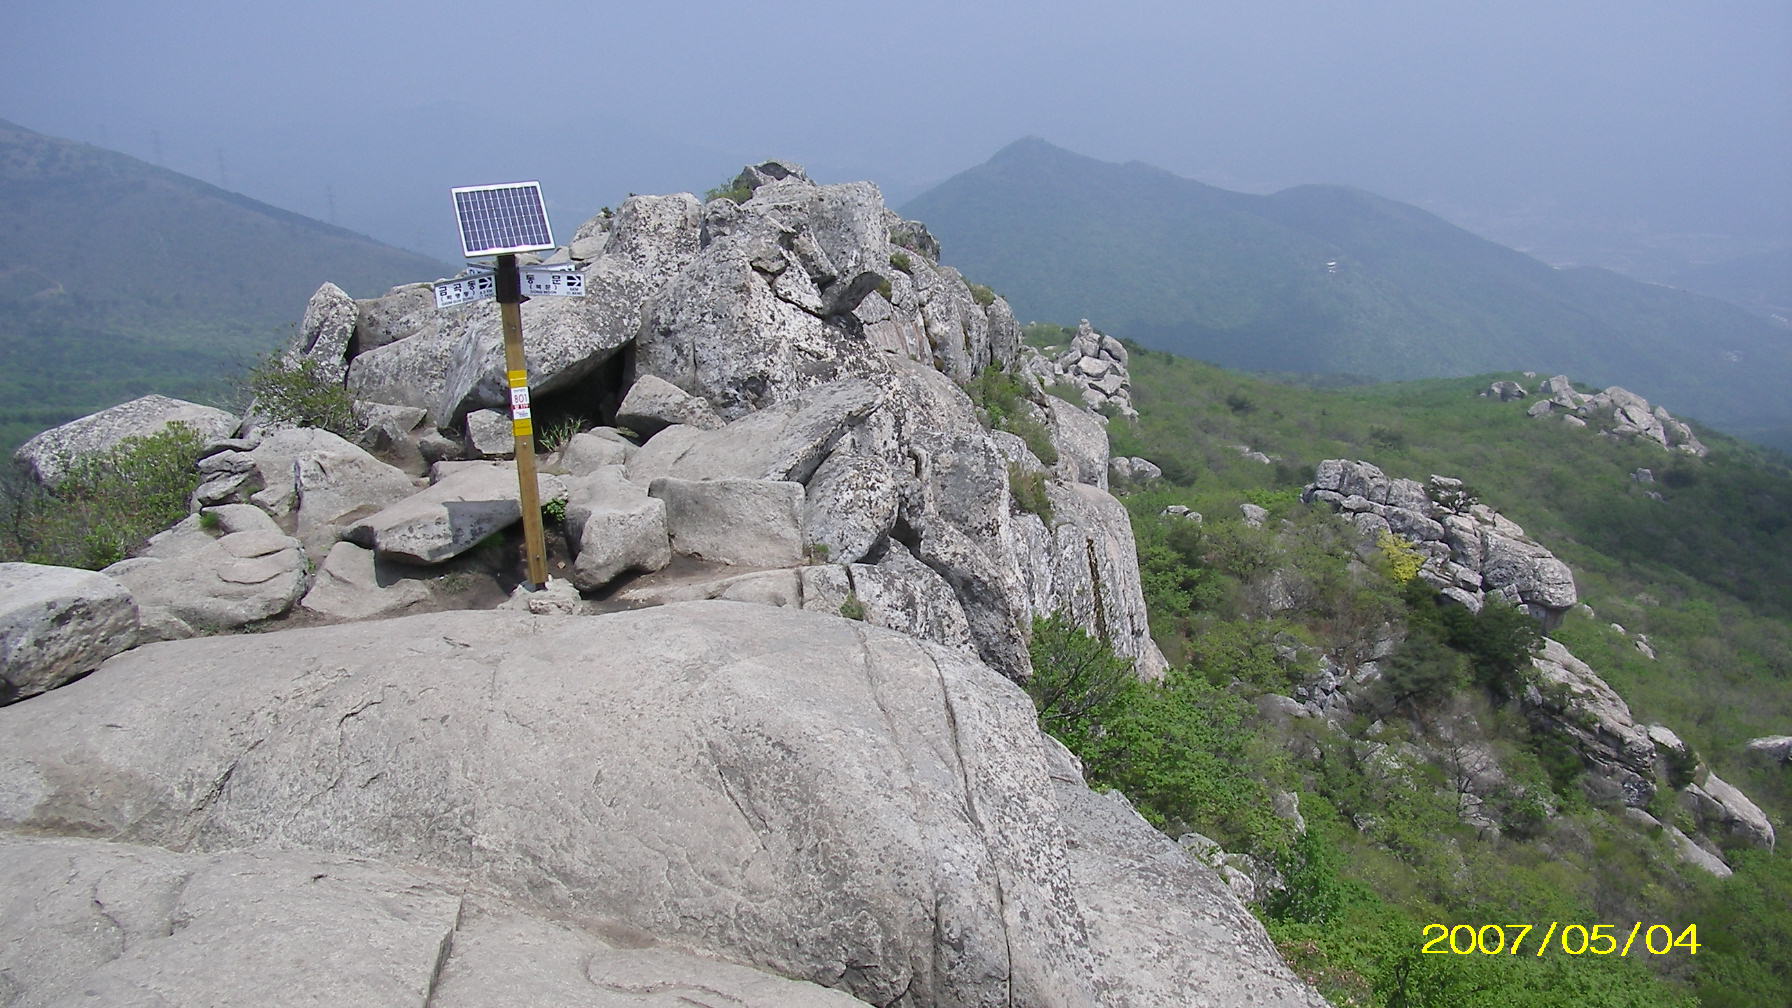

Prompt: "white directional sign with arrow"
[433,263,584,309]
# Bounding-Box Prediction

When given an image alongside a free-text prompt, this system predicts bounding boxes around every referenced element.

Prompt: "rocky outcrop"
[1304,459,1577,622]
[1040,320,1137,419]
[192,427,417,556]
[1523,638,1774,867]
[0,602,1323,1008]
[0,563,138,704]
[1519,375,1708,456]
[14,394,239,487]
[1523,638,1659,807]
[1745,735,1792,767]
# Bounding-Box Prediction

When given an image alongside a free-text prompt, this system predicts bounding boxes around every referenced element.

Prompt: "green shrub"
[1010,414,1060,467]
[966,282,997,307]
[1026,612,1134,729]
[1264,830,1344,925]
[703,181,756,204]
[1046,378,1085,403]
[888,251,913,273]
[2,423,209,569]
[247,353,356,435]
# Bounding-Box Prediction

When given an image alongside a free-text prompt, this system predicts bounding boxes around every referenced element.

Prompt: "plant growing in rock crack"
[535,415,586,454]
[888,251,913,273]
[839,592,866,621]
[1008,464,1054,523]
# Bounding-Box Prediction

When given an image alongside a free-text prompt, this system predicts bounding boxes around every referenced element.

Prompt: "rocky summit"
[0,163,1325,1005]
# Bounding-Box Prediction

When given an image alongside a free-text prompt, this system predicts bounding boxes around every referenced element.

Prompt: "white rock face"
[14,394,239,487]
[0,563,138,704]
[0,835,867,1008]
[0,602,1322,1007]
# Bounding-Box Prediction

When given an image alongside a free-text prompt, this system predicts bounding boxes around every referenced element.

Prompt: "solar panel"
[451,181,556,258]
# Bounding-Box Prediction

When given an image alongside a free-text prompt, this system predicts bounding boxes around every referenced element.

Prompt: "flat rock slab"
[0,590,1325,1007]
[0,835,868,1008]
[346,461,567,565]
[0,562,138,704]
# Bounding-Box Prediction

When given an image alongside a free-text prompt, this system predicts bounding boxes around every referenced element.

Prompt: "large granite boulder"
[344,462,567,565]
[15,395,239,487]
[0,563,138,704]
[298,542,435,622]
[286,281,359,384]
[615,374,724,437]
[563,466,671,590]
[103,504,308,638]
[0,602,1322,1007]
[649,477,805,568]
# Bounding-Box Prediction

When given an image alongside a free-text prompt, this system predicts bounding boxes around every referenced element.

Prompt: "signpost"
[431,181,583,591]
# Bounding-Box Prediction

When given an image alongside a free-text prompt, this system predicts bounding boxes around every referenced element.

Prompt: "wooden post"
[495,254,548,589]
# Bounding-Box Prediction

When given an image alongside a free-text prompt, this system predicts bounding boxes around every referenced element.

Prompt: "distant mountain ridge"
[902,138,1792,450]
[0,118,451,452]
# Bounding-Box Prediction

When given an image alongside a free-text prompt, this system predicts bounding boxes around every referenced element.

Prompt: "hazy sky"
[4,0,1788,269]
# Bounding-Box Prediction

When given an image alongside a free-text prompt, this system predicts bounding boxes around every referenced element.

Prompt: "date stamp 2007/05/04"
[1422,923,1699,957]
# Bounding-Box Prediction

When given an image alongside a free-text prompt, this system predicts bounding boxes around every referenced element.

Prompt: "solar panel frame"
[451,181,557,258]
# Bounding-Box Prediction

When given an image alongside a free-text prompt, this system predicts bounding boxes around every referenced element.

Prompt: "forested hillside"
[904,139,1792,450]
[1025,324,1792,1006]
[0,119,449,452]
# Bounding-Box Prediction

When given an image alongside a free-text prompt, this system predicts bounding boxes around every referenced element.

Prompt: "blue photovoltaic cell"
[453,182,554,257]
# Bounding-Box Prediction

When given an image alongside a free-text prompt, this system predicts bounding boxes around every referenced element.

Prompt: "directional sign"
[521,265,585,297]
[434,272,496,308]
